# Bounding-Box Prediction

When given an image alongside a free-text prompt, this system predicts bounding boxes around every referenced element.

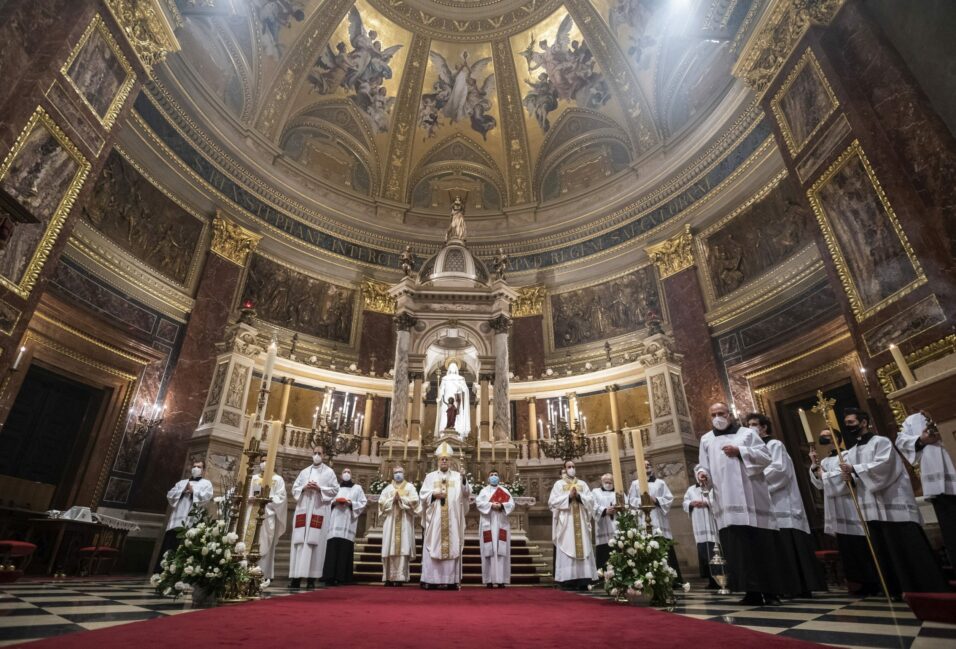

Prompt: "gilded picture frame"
[60,14,137,131]
[771,48,839,158]
[807,139,926,322]
[0,107,92,299]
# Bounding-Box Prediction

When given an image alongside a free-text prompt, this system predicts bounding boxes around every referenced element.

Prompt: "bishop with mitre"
[476,469,514,587]
[419,441,471,589]
[288,445,339,589]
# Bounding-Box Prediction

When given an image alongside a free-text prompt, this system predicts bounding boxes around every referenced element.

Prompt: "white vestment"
[698,426,776,530]
[847,435,921,524]
[166,478,213,531]
[764,439,811,533]
[549,477,596,582]
[245,473,287,580]
[810,453,865,536]
[591,488,620,546]
[627,478,674,539]
[896,412,956,498]
[328,484,368,542]
[682,484,717,544]
[476,484,514,584]
[288,463,339,579]
[379,481,422,581]
[433,363,471,438]
[420,469,471,584]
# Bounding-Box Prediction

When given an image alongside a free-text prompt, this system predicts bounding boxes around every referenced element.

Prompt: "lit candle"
[630,428,649,497]
[262,420,281,492]
[537,418,543,438]
[12,345,26,370]
[798,408,814,445]
[889,344,917,386]
[606,431,624,493]
[312,406,319,429]
[582,414,588,435]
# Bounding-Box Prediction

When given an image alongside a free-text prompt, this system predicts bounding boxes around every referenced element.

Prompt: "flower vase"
[190,584,218,608]
[626,591,651,607]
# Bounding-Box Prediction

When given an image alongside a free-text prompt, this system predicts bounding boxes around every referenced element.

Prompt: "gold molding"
[34,311,152,366]
[22,330,140,382]
[645,224,695,279]
[733,0,844,93]
[103,0,180,75]
[806,139,926,322]
[210,212,261,266]
[877,334,956,424]
[770,47,839,157]
[512,285,546,318]
[60,14,137,131]
[361,279,396,315]
[752,351,858,413]
[744,332,851,381]
[92,379,137,508]
[0,107,92,299]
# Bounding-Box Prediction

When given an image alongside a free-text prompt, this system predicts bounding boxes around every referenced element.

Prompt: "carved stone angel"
[492,247,508,280]
[399,245,416,277]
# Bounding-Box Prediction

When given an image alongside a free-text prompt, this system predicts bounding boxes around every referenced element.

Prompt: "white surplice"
[549,477,596,582]
[476,484,514,584]
[419,469,471,584]
[591,488,620,546]
[627,478,674,539]
[764,439,811,533]
[328,484,368,542]
[896,412,956,498]
[379,481,421,582]
[810,453,865,536]
[166,478,213,531]
[245,473,287,580]
[846,435,921,524]
[682,484,717,544]
[288,462,339,579]
[698,426,776,530]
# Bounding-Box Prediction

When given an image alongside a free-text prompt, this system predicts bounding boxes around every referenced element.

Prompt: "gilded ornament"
[511,285,545,318]
[104,0,181,75]
[381,35,430,202]
[876,334,956,424]
[645,224,695,279]
[362,279,396,315]
[210,213,261,266]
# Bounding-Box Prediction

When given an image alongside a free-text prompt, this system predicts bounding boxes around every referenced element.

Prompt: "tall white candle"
[889,344,917,386]
[12,345,26,370]
[537,418,543,437]
[312,406,319,429]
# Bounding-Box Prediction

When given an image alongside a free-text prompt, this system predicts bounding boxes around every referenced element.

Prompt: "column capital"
[488,314,511,333]
[605,384,619,393]
[104,0,181,73]
[361,278,396,314]
[645,224,695,279]
[525,396,535,403]
[393,311,418,331]
[210,212,261,266]
[512,285,546,317]
[479,373,495,383]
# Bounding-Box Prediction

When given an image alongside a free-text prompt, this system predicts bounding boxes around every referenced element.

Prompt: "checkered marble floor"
[1,578,954,648]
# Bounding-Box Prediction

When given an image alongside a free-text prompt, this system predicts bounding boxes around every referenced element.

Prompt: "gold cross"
[811,389,836,421]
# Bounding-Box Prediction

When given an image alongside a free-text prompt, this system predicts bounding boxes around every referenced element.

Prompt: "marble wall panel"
[576,391,611,434]
[861,294,946,357]
[737,283,840,352]
[63,16,132,127]
[773,50,838,156]
[510,315,545,377]
[615,384,650,429]
[357,310,395,374]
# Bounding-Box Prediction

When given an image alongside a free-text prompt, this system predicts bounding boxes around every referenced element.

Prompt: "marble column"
[388,312,416,440]
[526,397,538,457]
[136,214,261,510]
[409,373,423,442]
[478,375,491,443]
[646,226,726,433]
[606,385,621,431]
[490,315,512,440]
[360,393,374,455]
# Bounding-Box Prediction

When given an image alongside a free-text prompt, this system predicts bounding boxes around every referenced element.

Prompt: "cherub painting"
[255,0,307,60]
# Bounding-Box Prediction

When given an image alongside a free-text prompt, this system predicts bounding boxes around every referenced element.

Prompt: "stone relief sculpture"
[225,364,247,409]
[64,16,132,125]
[418,50,497,140]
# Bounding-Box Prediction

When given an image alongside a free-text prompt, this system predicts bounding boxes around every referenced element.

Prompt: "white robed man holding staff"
[379,465,421,586]
[420,441,471,589]
[288,444,339,589]
[476,469,514,587]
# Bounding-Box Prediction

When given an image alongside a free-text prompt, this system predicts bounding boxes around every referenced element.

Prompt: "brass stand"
[701,487,730,595]
[637,492,655,535]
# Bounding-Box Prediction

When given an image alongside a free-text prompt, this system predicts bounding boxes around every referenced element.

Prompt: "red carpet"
[15,587,827,648]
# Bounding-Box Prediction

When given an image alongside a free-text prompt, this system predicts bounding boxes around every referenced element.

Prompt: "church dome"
[419,242,490,287]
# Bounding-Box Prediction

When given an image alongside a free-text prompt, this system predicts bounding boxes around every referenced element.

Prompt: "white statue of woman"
[446,196,466,242]
[433,362,471,439]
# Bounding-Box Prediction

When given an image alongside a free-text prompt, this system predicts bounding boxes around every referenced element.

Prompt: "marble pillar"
[606,385,621,431]
[360,393,374,455]
[478,375,491,442]
[409,373,423,442]
[490,316,512,440]
[388,312,415,440]
[526,397,538,457]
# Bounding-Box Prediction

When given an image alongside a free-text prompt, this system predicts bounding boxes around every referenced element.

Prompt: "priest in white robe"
[628,460,682,583]
[591,474,620,572]
[379,465,421,586]
[747,413,825,597]
[419,441,471,589]
[323,466,368,585]
[896,411,956,568]
[246,457,287,581]
[156,459,213,572]
[837,408,946,595]
[549,459,596,590]
[475,470,514,587]
[683,465,718,588]
[698,402,785,605]
[288,446,339,589]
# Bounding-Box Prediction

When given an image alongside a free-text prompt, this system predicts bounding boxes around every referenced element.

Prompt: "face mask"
[818,436,832,446]
[191,467,202,478]
[313,454,323,465]
[845,424,861,434]
[566,468,576,478]
[602,483,613,491]
[489,475,500,486]
[712,416,729,431]
[342,472,351,482]
[393,472,404,482]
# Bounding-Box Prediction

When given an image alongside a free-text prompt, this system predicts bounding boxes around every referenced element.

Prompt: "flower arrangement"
[502,472,525,497]
[597,509,688,607]
[151,504,262,602]
[369,478,390,495]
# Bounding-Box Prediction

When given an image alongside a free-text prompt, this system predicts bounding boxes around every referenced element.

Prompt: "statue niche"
[434,362,471,439]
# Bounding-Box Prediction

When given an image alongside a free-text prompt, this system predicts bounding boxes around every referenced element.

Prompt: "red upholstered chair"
[78,545,120,576]
[904,592,956,624]
[0,540,37,583]
[815,550,843,591]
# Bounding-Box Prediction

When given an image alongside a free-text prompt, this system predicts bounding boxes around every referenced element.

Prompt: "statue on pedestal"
[446,196,467,242]
[434,362,471,438]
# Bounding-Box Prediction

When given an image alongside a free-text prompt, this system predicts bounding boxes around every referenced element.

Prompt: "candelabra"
[540,417,590,461]
[310,410,361,461]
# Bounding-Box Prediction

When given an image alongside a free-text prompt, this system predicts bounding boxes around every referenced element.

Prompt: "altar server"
[836,408,946,595]
[592,473,620,571]
[476,470,514,587]
[156,459,213,571]
[322,466,368,585]
[248,456,287,581]
[698,402,785,605]
[379,465,421,586]
[747,413,825,597]
[895,411,956,568]
[420,442,471,589]
[628,460,682,583]
[288,446,339,589]
[683,465,719,589]
[549,460,596,590]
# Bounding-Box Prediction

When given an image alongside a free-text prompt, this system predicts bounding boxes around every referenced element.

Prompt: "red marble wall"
[358,310,395,374]
[510,315,545,378]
